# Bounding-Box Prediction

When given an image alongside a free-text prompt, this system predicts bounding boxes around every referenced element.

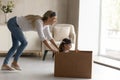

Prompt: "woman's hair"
[25,10,56,29]
[25,15,41,29]
[59,38,72,52]
[42,10,56,21]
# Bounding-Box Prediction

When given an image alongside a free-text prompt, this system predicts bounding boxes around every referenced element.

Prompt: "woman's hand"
[52,49,59,54]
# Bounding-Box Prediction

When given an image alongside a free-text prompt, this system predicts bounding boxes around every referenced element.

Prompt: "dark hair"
[59,38,71,52]
[42,10,56,21]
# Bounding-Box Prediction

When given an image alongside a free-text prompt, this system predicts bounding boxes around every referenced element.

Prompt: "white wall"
[0,0,68,53]
[0,0,100,55]
[78,0,100,55]
[0,0,68,24]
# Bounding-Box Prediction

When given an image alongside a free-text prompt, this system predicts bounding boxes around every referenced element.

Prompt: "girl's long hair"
[25,10,56,29]
[59,38,71,52]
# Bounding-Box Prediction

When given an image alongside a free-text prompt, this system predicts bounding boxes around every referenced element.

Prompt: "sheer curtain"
[100,0,120,60]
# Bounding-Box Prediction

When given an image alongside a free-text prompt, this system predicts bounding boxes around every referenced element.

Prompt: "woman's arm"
[43,40,58,52]
[50,39,59,50]
[35,20,58,52]
[43,26,59,51]
[36,19,47,41]
[43,40,53,50]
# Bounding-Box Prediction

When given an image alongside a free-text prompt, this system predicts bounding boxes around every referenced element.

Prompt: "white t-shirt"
[16,16,53,41]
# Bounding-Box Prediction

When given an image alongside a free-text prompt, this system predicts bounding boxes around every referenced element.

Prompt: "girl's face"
[64,44,72,51]
[47,16,57,25]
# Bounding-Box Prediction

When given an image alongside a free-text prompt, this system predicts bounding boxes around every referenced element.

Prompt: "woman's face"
[47,16,57,25]
[64,44,72,51]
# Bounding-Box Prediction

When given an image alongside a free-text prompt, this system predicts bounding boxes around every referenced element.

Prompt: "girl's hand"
[75,49,79,53]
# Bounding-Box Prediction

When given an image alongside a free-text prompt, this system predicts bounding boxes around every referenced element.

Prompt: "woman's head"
[25,10,56,28]
[59,38,72,52]
[42,10,57,25]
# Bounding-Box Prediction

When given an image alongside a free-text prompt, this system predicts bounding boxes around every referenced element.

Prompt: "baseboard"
[0,50,42,57]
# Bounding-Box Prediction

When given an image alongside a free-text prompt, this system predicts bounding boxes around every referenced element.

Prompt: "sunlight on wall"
[78,0,100,55]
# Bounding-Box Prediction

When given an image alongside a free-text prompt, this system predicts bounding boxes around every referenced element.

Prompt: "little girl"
[59,38,72,53]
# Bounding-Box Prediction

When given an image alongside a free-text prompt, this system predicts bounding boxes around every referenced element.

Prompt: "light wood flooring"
[0,55,120,80]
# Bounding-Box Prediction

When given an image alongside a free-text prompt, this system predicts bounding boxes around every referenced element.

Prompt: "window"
[100,0,120,60]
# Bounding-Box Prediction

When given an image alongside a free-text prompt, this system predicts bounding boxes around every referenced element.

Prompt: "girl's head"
[59,38,72,52]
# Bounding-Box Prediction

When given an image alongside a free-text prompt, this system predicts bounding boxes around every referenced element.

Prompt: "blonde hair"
[25,15,41,29]
[25,10,56,29]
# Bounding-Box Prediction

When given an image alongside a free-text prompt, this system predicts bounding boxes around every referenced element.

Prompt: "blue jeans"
[3,17,28,64]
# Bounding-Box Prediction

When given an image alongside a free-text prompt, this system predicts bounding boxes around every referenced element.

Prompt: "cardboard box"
[54,51,92,78]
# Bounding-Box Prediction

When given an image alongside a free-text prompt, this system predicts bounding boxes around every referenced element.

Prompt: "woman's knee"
[12,42,19,49]
[22,40,28,47]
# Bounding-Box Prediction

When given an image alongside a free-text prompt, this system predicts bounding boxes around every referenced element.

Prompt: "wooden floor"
[0,55,120,80]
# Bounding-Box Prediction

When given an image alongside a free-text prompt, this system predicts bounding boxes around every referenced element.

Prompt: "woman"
[59,38,72,53]
[1,10,59,71]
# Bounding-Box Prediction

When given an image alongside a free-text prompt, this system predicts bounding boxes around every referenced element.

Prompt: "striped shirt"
[16,16,53,41]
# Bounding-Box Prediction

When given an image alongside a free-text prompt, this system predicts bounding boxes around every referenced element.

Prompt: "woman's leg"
[12,28,28,62]
[11,27,27,70]
[7,17,28,63]
[2,17,27,70]
[3,34,19,65]
[2,17,19,70]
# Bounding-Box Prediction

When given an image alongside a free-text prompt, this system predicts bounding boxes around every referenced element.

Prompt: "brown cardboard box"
[54,51,92,78]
